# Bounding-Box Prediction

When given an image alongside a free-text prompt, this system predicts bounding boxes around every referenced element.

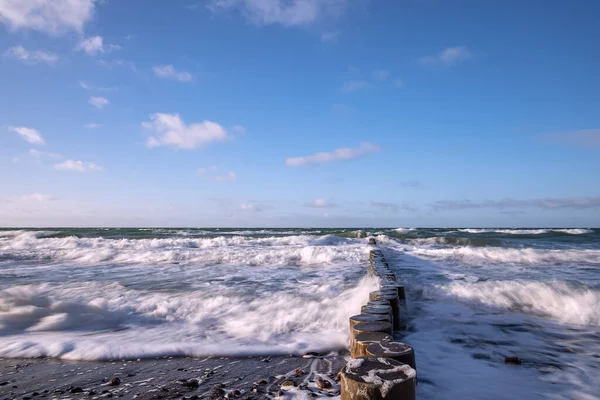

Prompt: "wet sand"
[0,354,347,400]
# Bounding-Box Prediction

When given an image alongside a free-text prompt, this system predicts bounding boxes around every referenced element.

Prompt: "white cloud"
[153,65,193,82]
[393,78,404,88]
[421,46,472,67]
[22,193,55,202]
[207,0,346,27]
[304,198,338,208]
[9,126,45,145]
[79,81,118,92]
[3,45,58,65]
[54,159,103,172]
[29,149,62,159]
[341,80,372,93]
[75,36,119,56]
[0,0,96,35]
[286,142,380,166]
[321,30,340,43]
[232,125,246,134]
[84,123,101,129]
[144,113,230,149]
[210,172,237,182]
[373,69,388,80]
[240,203,263,212]
[88,96,109,109]
[97,59,137,72]
[432,196,600,211]
[197,166,218,174]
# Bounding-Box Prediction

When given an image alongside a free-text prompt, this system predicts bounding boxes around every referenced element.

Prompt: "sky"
[0,0,599,228]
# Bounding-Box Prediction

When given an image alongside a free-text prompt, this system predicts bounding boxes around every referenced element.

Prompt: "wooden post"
[340,357,416,400]
[366,342,416,370]
[350,322,393,346]
[351,332,392,358]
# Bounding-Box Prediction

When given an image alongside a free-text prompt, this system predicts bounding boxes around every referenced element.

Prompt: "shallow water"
[1,227,599,399]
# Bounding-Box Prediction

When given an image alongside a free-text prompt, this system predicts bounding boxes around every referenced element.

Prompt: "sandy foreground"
[0,353,347,400]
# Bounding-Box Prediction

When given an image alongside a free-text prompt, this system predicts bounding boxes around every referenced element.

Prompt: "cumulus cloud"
[541,129,600,149]
[153,65,193,82]
[286,142,380,166]
[75,36,120,56]
[0,0,96,35]
[97,59,137,72]
[209,172,237,182]
[341,80,372,93]
[3,45,58,65]
[83,123,101,129]
[22,193,55,202]
[88,96,109,109]
[432,196,600,210]
[240,203,263,212]
[54,160,102,172]
[29,149,62,159]
[304,198,338,208]
[421,46,472,67]
[144,113,230,149]
[79,81,118,92]
[9,126,44,145]
[393,78,404,88]
[207,0,346,27]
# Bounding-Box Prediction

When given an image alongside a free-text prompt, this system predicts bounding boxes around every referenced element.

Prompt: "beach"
[1,228,599,399]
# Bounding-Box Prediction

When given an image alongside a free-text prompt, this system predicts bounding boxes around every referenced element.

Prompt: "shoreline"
[0,353,348,399]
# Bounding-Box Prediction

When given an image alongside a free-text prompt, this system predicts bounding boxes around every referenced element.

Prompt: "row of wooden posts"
[339,239,417,400]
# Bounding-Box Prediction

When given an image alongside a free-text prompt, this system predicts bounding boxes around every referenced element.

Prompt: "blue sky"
[1,0,599,227]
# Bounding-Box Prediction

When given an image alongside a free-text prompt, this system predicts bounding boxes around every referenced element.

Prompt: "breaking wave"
[440,280,600,326]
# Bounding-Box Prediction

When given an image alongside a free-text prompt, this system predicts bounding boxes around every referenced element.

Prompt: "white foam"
[457,228,593,235]
[440,280,600,326]
[0,273,379,360]
[408,246,600,265]
[0,231,365,266]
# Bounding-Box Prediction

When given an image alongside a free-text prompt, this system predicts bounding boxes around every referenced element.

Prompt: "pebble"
[281,380,295,390]
[109,377,121,386]
[88,390,97,395]
[294,369,305,376]
[231,389,240,396]
[0,382,8,386]
[257,380,267,385]
[505,356,522,365]
[32,392,39,396]
[316,378,332,389]
[178,379,199,389]
[211,388,225,397]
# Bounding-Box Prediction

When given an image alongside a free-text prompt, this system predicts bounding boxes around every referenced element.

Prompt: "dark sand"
[0,354,347,400]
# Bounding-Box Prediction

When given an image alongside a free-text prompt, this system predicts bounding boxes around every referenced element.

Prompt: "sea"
[0,228,599,399]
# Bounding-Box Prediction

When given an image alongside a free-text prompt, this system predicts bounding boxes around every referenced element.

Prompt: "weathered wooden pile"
[339,239,417,400]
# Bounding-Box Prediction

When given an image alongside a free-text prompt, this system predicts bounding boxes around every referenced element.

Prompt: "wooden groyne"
[340,238,417,400]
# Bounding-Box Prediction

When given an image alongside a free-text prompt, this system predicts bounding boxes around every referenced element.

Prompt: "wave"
[0,276,379,360]
[456,228,593,235]
[0,231,366,265]
[394,228,416,233]
[407,237,507,247]
[440,280,600,326]
[408,246,600,265]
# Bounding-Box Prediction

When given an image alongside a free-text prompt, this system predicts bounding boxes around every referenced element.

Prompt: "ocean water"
[1,228,599,399]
